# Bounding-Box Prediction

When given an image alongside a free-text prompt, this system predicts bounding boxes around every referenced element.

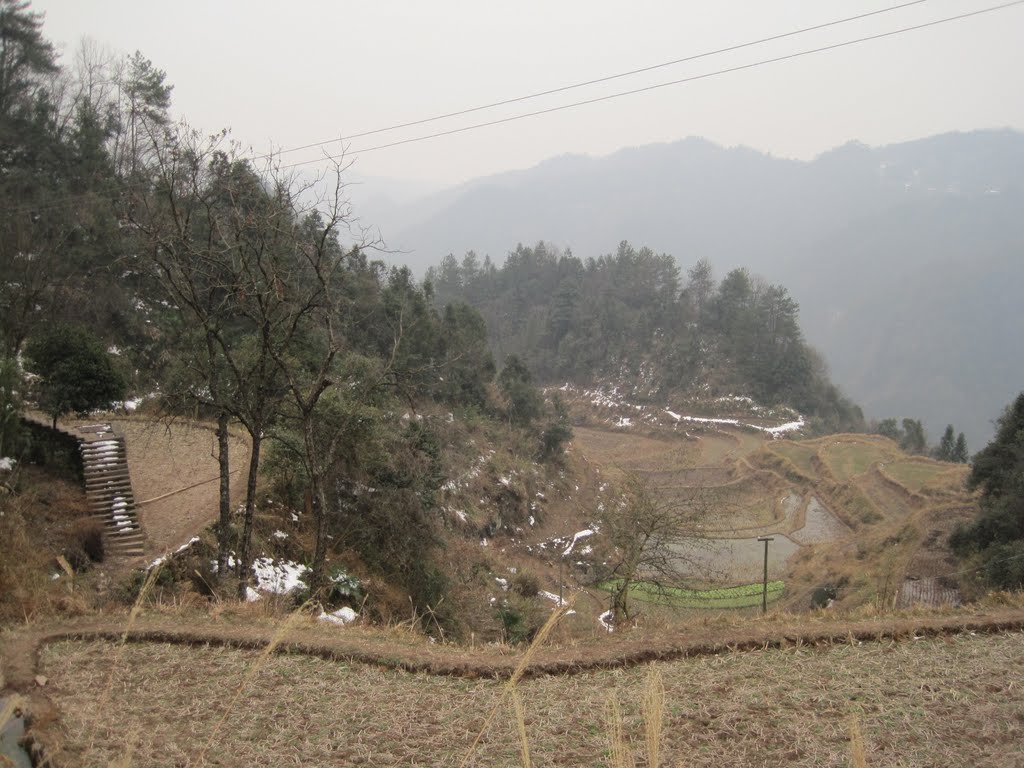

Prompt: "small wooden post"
[757,536,775,615]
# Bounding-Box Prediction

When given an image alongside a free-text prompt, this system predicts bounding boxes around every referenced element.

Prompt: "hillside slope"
[383,129,1024,447]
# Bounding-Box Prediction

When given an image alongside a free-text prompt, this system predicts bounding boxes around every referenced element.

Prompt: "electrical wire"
[281,0,1024,169]
[264,0,934,160]
[2,0,1021,214]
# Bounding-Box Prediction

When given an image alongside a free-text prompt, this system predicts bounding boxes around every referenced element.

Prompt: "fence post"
[757,536,774,615]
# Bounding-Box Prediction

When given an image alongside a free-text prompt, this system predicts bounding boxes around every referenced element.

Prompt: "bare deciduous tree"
[599,472,719,624]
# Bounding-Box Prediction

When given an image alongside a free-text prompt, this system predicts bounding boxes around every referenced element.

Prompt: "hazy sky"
[31,0,1024,188]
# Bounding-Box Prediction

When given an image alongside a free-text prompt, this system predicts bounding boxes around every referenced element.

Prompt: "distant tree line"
[874,418,968,462]
[426,241,864,432]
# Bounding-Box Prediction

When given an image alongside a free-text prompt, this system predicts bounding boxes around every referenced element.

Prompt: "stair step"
[106,530,144,541]
[88,499,136,510]
[84,463,129,472]
[86,482,134,493]
[87,485,134,494]
[89,499,136,510]
[101,517,140,527]
[106,534,144,545]
[85,469,131,481]
[88,491,135,502]
[106,547,145,557]
[105,530,143,540]
[90,506,137,516]
[85,475,132,485]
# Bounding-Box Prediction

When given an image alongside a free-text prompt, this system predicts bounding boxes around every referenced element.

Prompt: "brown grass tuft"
[607,695,636,768]
[644,668,665,768]
[848,714,868,767]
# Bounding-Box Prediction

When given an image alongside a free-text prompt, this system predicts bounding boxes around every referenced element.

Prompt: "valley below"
[5,396,1019,767]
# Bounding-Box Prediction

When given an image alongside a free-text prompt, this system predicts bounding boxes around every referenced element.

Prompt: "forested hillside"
[0,2,541,617]
[426,241,863,433]
[385,131,1024,448]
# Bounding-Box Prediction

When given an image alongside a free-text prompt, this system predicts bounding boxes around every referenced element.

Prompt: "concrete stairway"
[76,423,145,558]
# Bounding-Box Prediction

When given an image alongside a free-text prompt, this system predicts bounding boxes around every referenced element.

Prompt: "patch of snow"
[148,537,202,570]
[0,457,15,471]
[539,590,566,606]
[319,606,358,625]
[562,529,595,556]
[762,418,805,436]
[494,577,508,590]
[613,416,632,428]
[251,557,308,595]
[682,415,740,426]
[598,610,614,632]
[290,512,299,522]
[271,530,288,540]
[665,410,682,421]
[455,509,468,523]
[245,587,262,602]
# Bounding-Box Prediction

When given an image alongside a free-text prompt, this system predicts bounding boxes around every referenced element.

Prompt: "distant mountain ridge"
[378,130,1024,448]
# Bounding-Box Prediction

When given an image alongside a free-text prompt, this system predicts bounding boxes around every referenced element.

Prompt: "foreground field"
[39,627,1024,767]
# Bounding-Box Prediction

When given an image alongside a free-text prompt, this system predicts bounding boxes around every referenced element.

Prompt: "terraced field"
[572,410,976,612]
[33,625,1024,767]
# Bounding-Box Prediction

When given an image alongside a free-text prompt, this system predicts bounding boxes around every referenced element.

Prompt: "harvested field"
[856,469,917,519]
[572,427,697,478]
[769,440,817,476]
[696,431,744,464]
[819,439,893,481]
[883,459,962,493]
[38,628,1024,767]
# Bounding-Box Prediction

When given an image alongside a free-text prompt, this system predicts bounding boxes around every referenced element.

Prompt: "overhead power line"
[267,0,933,160]
[2,0,1022,215]
[280,0,1024,169]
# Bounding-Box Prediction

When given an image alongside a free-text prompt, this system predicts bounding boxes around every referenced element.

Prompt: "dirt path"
[68,418,251,560]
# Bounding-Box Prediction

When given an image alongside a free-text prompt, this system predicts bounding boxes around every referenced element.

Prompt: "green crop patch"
[599,579,785,609]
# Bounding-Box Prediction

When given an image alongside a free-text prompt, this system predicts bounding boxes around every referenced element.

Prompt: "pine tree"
[952,433,969,464]
[937,424,956,461]
[900,418,927,455]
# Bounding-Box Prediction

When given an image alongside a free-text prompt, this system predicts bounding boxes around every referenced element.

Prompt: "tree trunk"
[306,421,330,597]
[613,581,631,626]
[237,429,262,600]
[215,410,231,576]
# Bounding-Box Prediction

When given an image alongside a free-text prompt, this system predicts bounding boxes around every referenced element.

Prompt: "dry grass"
[34,624,1024,767]
[0,467,95,623]
[572,426,698,480]
[819,439,894,482]
[882,460,946,492]
[769,441,818,477]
